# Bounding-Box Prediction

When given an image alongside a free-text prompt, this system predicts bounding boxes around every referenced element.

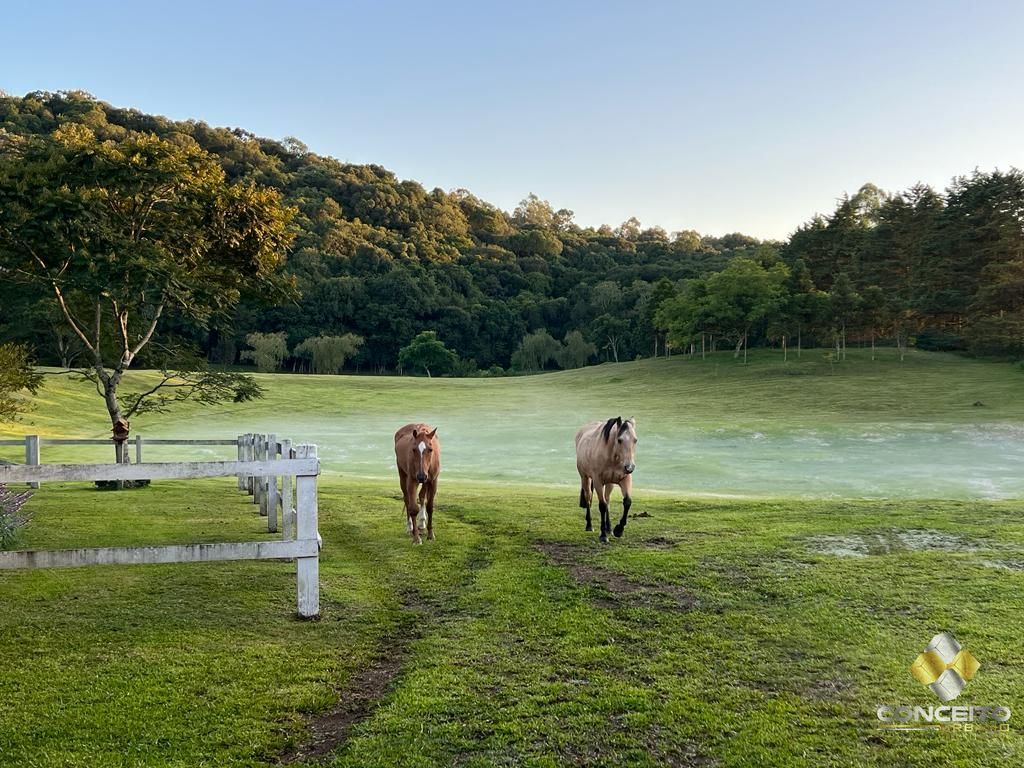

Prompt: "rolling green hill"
[3,349,1024,498]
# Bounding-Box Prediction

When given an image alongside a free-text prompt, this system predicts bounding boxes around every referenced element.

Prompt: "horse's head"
[411,426,438,483]
[610,417,637,475]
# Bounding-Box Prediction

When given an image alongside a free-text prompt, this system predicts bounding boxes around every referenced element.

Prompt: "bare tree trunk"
[743,333,748,364]
[701,333,705,360]
[783,334,787,363]
[797,324,802,359]
[102,372,130,464]
[733,337,743,359]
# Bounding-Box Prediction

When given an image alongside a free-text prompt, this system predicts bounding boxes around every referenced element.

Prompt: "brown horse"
[394,423,441,544]
[575,417,637,543]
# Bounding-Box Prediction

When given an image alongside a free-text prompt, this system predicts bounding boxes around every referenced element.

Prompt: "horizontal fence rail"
[0,539,319,570]
[0,435,321,618]
[0,438,238,445]
[0,458,317,484]
[0,435,243,489]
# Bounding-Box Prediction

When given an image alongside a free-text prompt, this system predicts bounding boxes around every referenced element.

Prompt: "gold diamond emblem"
[909,632,979,702]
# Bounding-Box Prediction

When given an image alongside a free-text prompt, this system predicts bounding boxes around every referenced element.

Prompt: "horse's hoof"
[427,532,435,541]
[413,538,422,546]
[585,523,593,532]
[613,524,624,538]
[599,534,608,544]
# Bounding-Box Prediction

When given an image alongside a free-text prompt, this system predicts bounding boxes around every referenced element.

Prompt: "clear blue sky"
[3,0,1023,240]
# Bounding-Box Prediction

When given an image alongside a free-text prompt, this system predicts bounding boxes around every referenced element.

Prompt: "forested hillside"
[1,91,1022,375]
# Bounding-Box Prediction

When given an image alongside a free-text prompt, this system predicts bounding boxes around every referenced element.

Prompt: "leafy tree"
[648,277,678,355]
[293,333,364,374]
[398,331,457,376]
[591,314,631,362]
[0,124,293,458]
[828,273,862,361]
[966,258,1024,356]
[512,194,557,229]
[242,332,290,372]
[558,330,596,369]
[511,330,562,372]
[860,285,889,360]
[0,343,42,422]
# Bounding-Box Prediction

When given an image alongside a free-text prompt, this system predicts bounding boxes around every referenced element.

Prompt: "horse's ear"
[602,417,620,442]
[427,427,438,439]
[412,428,419,439]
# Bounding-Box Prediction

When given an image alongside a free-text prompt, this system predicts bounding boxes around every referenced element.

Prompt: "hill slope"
[4,350,1023,498]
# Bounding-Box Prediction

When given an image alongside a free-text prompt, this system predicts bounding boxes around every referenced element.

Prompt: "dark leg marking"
[613,495,631,538]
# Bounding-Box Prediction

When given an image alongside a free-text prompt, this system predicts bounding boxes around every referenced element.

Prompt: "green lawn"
[2,480,1023,767]
[1,351,1023,766]
[4,349,1024,497]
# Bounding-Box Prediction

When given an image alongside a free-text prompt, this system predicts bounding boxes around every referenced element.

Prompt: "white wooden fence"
[0,435,322,618]
[0,435,242,489]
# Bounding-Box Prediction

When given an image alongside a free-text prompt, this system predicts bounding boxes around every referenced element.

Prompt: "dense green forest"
[1,91,1022,377]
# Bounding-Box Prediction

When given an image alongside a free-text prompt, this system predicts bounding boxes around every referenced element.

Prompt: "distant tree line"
[1,91,1022,380]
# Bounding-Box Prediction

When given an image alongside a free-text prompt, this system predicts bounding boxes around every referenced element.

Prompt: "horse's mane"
[602,416,622,442]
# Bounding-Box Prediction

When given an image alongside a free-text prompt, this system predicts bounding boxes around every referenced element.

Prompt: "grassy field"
[2,350,1024,766]
[4,348,1024,497]
[2,481,1024,767]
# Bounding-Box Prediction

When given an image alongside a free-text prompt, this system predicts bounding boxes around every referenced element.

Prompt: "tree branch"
[128,298,166,360]
[50,281,97,358]
[113,298,133,366]
[122,371,177,420]
[94,301,102,361]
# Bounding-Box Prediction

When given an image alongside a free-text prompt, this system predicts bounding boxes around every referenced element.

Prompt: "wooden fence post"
[25,435,40,489]
[245,434,255,496]
[281,439,294,540]
[257,434,268,516]
[135,435,144,465]
[253,434,263,508]
[236,435,245,491]
[295,443,320,618]
[266,433,278,533]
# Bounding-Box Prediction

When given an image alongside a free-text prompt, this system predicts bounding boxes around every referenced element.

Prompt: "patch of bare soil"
[280,543,492,764]
[536,541,699,611]
[643,536,681,550]
[279,593,433,764]
[982,559,1024,571]
[802,677,856,701]
[805,528,987,558]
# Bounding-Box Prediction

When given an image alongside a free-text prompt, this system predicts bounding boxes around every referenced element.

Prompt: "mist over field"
[6,350,1022,499]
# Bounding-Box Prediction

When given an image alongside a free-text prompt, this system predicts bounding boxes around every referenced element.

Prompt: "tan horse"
[394,423,441,544]
[575,417,637,543]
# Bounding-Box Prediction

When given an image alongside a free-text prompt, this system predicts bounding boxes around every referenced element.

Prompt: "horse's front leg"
[416,483,428,533]
[425,479,437,541]
[405,476,422,544]
[613,474,632,538]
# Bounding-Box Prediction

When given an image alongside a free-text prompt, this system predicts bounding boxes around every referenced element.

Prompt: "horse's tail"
[579,480,594,508]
